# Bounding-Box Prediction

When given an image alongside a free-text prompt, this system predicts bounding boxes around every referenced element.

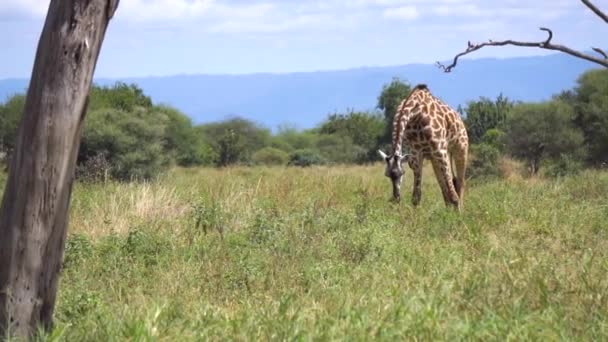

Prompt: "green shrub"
[481,128,506,152]
[469,143,501,179]
[63,234,94,269]
[288,149,325,167]
[80,108,170,181]
[75,152,111,182]
[252,147,289,165]
[545,154,583,178]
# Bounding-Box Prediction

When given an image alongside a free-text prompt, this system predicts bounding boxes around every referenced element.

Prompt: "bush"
[468,143,501,179]
[288,149,325,167]
[545,154,583,178]
[75,152,111,182]
[79,108,170,181]
[504,101,585,175]
[316,134,366,164]
[252,147,289,166]
[481,128,506,152]
[199,118,271,166]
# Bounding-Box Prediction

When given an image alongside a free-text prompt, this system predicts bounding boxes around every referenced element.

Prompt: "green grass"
[41,165,608,340]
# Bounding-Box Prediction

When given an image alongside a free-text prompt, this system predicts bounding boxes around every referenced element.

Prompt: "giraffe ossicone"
[380,84,469,210]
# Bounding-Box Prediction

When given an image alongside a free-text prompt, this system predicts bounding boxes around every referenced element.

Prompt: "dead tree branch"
[582,0,608,23]
[437,0,608,72]
[437,27,608,72]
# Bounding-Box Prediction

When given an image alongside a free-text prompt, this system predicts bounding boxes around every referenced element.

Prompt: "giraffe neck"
[391,98,418,156]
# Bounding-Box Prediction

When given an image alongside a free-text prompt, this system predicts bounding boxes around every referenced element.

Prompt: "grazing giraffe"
[378,84,469,210]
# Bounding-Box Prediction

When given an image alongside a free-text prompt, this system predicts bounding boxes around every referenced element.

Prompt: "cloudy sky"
[1,0,606,78]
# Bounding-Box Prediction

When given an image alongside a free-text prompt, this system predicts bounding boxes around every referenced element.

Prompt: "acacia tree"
[437,0,608,72]
[377,78,412,145]
[0,0,119,338]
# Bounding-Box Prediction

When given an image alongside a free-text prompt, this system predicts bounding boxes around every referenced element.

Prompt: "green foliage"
[200,118,271,166]
[545,154,583,178]
[75,152,111,183]
[157,105,213,166]
[89,82,153,112]
[0,94,25,162]
[63,234,94,269]
[192,197,227,236]
[318,111,384,148]
[80,108,170,181]
[468,143,501,179]
[571,69,608,165]
[315,134,367,164]
[377,78,412,144]
[252,147,289,166]
[464,94,513,143]
[504,100,585,174]
[288,149,325,167]
[0,83,213,180]
[317,110,384,163]
[480,128,506,152]
[273,125,318,152]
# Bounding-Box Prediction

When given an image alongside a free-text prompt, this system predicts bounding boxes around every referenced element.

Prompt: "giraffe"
[378,84,469,210]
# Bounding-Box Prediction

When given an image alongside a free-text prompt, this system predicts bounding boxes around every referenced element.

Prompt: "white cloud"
[0,0,588,34]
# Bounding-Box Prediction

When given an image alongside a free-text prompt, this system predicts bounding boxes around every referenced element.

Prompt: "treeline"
[0,81,403,181]
[0,69,606,181]
[464,68,607,178]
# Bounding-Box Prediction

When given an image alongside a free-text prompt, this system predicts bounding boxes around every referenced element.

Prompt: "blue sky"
[1,0,606,79]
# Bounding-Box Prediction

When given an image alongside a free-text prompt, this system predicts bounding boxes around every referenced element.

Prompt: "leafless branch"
[437,27,608,72]
[593,47,608,59]
[581,0,608,23]
[437,0,608,72]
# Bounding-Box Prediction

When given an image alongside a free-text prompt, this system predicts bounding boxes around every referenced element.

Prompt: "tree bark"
[0,0,118,338]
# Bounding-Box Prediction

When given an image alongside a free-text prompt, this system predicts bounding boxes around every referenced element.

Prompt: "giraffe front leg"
[408,154,422,206]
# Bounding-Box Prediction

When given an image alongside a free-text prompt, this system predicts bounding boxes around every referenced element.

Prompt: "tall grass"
[35,165,608,340]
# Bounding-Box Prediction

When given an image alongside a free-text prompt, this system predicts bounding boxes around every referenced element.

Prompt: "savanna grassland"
[17,164,608,341]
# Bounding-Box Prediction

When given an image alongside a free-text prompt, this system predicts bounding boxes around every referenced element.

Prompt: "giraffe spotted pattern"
[379,84,469,211]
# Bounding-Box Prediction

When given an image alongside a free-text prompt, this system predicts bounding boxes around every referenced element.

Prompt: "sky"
[0,0,606,79]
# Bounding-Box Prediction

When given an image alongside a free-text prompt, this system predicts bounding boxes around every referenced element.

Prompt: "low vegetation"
[10,164,600,340]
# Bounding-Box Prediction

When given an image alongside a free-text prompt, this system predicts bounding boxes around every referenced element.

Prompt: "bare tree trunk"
[0,0,118,338]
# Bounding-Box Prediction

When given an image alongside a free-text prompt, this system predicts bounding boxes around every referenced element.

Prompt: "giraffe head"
[378,150,410,202]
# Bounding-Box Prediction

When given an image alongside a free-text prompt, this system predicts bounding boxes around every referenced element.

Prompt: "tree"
[317,110,385,162]
[156,105,213,167]
[0,0,119,337]
[318,111,384,148]
[88,82,153,112]
[463,94,513,144]
[0,95,25,165]
[288,149,325,167]
[377,78,412,144]
[437,0,608,72]
[200,118,271,166]
[571,69,608,165]
[504,101,585,174]
[272,125,318,152]
[80,107,170,181]
[252,147,289,165]
[315,134,365,164]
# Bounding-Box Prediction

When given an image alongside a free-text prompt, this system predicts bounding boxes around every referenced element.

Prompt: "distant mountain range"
[0,53,598,130]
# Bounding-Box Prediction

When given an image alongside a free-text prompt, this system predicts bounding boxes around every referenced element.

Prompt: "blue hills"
[0,53,597,130]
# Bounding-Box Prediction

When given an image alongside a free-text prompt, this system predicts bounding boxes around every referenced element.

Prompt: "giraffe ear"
[378,150,388,160]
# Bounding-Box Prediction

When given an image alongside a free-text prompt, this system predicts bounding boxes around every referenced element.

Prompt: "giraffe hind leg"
[431,153,460,210]
[452,143,468,206]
